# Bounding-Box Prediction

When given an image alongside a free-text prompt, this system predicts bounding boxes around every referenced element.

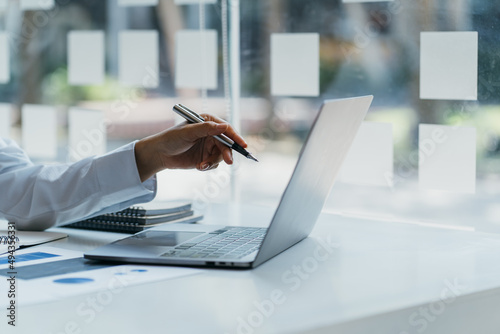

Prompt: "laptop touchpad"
[114,231,203,247]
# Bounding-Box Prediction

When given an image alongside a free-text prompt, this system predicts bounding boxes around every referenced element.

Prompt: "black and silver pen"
[172,104,258,162]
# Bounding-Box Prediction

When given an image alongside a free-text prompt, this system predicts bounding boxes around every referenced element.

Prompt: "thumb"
[182,122,228,142]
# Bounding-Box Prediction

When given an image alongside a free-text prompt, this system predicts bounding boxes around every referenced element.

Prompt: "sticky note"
[119,30,159,88]
[0,0,9,10]
[175,30,218,90]
[271,33,319,97]
[342,0,393,2]
[419,124,476,193]
[22,105,58,160]
[118,0,158,6]
[68,108,106,162]
[0,103,10,138]
[420,32,478,100]
[174,0,216,4]
[68,31,105,85]
[0,32,10,83]
[20,0,55,10]
[339,122,393,187]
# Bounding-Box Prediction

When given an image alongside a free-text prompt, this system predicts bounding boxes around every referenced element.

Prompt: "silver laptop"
[84,96,373,269]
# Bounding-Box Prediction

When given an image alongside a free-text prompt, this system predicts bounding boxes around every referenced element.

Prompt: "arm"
[0,138,156,230]
[0,113,246,231]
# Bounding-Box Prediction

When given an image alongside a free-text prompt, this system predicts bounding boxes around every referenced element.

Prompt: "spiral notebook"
[112,200,192,217]
[61,201,201,234]
[78,210,195,226]
[63,214,203,234]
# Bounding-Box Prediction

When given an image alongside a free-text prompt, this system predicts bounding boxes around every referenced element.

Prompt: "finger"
[196,143,229,170]
[201,114,248,148]
[181,122,229,143]
[223,148,233,165]
[207,163,219,171]
[197,154,223,171]
[203,136,234,166]
[214,141,233,165]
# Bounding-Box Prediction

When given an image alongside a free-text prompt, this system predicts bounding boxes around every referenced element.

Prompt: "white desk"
[4,203,500,334]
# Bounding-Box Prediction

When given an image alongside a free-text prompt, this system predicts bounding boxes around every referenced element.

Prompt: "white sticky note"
[175,30,218,90]
[420,32,478,100]
[174,0,216,4]
[0,32,10,83]
[119,30,159,88]
[419,124,476,193]
[118,0,158,6]
[20,0,55,10]
[22,104,58,160]
[68,31,105,85]
[68,108,106,162]
[0,0,9,11]
[343,0,393,2]
[0,103,10,138]
[339,122,393,187]
[271,33,319,97]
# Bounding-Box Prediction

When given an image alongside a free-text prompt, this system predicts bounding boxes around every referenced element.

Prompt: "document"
[0,247,201,306]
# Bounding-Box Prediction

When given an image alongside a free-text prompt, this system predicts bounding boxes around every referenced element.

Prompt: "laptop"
[84,96,373,269]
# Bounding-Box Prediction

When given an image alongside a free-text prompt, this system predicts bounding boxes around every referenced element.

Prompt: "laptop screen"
[253,96,373,267]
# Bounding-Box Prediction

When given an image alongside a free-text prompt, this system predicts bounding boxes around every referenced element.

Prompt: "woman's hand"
[134,114,247,182]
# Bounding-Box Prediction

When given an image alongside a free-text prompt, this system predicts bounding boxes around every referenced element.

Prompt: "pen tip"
[247,153,259,162]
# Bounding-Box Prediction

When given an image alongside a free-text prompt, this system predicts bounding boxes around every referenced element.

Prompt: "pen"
[172,104,259,162]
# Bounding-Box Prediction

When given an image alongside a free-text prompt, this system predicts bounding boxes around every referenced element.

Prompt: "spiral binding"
[87,216,142,225]
[0,236,20,244]
[83,210,193,226]
[114,207,142,216]
[65,215,202,234]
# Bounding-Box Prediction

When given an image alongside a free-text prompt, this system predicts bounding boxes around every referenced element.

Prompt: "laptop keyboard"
[160,227,266,260]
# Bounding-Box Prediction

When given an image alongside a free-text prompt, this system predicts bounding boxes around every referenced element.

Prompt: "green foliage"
[41,67,144,105]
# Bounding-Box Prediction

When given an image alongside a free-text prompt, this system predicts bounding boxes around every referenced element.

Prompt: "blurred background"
[1,0,499,231]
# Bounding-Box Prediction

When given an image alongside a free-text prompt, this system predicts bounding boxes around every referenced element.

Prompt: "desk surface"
[4,203,500,334]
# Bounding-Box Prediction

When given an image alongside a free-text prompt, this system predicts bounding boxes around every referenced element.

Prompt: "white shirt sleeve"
[0,138,157,230]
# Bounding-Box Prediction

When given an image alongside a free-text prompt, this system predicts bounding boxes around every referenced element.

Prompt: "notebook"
[113,200,192,216]
[61,201,200,234]
[64,214,203,234]
[70,210,195,226]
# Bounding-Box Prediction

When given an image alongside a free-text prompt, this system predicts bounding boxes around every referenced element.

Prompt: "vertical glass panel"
[0,0,498,231]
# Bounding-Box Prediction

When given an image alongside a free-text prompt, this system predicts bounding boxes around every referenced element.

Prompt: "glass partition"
[1,0,498,231]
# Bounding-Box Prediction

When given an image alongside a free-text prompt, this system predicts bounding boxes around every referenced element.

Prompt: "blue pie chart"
[53,278,94,284]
